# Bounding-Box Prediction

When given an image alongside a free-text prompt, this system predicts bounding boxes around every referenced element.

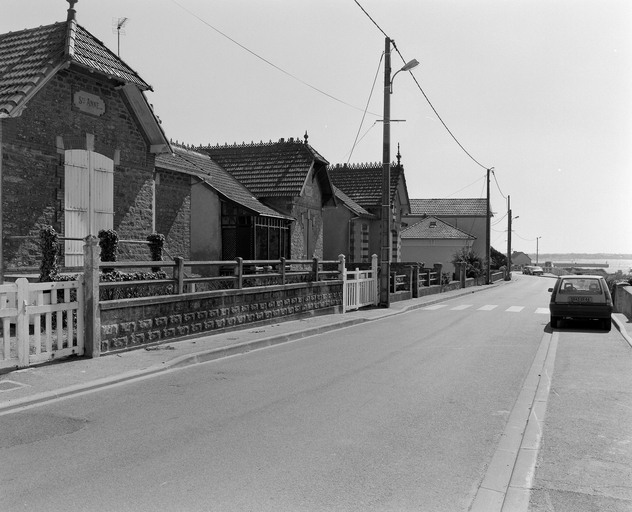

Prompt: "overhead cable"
[347,52,384,163]
[170,0,377,115]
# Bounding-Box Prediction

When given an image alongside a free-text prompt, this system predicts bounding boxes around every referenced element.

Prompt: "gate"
[341,255,378,312]
[0,278,84,369]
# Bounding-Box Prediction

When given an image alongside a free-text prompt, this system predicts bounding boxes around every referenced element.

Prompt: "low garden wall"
[100,281,343,353]
[614,284,632,320]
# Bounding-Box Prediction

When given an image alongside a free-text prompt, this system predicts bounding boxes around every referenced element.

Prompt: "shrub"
[99,270,172,301]
[451,247,483,278]
[147,233,165,272]
[98,229,119,272]
[39,226,60,282]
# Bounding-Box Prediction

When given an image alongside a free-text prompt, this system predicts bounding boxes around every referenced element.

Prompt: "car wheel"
[602,318,611,332]
[551,316,559,328]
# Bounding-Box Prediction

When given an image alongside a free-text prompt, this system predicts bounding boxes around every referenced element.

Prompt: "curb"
[612,314,632,348]
[0,283,503,414]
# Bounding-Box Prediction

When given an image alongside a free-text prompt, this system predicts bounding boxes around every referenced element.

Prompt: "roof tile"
[328,162,401,208]
[156,147,290,219]
[401,216,475,240]
[0,21,150,117]
[409,198,489,217]
[200,138,329,198]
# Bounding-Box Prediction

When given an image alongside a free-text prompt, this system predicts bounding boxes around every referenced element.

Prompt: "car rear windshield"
[558,278,602,294]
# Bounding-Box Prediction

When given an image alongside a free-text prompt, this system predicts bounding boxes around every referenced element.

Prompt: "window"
[361,224,369,262]
[221,202,289,260]
[64,150,114,266]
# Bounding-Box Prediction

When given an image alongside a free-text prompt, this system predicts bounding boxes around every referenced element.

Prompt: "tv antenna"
[112,17,129,57]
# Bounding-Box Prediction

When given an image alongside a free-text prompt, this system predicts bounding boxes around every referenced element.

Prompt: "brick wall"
[2,66,155,267]
[99,281,343,352]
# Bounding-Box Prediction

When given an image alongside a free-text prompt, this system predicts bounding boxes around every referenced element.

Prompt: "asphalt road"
[0,276,579,511]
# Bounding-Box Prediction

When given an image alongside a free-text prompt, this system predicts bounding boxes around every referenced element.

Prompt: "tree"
[451,247,483,278]
[490,246,507,270]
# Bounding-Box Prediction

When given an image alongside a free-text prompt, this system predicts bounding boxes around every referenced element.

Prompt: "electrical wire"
[442,174,486,199]
[492,211,508,226]
[353,0,390,39]
[512,232,537,242]
[351,1,495,172]
[347,52,384,163]
[392,44,491,171]
[491,169,507,200]
[170,0,378,115]
[340,122,378,161]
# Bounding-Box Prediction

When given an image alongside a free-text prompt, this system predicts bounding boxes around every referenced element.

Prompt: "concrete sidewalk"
[0,284,501,414]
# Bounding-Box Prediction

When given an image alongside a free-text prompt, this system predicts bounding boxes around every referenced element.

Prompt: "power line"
[352,0,389,39]
[351,1,494,172]
[340,122,378,162]
[347,52,384,163]
[170,0,377,116]
[491,169,507,200]
[442,174,486,199]
[392,45,490,171]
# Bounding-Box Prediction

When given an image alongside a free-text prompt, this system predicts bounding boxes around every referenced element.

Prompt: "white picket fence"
[0,278,84,369]
[341,255,379,312]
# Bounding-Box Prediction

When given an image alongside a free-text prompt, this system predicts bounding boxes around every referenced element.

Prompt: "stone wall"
[155,169,191,259]
[99,281,343,352]
[614,284,632,320]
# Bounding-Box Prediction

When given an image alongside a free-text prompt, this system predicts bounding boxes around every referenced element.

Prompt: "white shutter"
[92,152,114,234]
[64,150,114,267]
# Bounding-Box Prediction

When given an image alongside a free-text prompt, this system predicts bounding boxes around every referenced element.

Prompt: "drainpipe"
[0,118,3,284]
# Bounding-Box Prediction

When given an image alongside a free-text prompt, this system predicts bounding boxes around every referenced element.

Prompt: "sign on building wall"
[73,91,105,116]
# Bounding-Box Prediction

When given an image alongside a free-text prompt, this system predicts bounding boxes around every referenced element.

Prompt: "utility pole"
[506,195,512,281]
[485,168,491,285]
[379,36,392,307]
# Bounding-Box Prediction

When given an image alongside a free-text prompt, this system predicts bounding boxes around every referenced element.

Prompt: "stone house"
[326,158,410,264]
[403,198,490,258]
[511,251,532,268]
[323,186,376,263]
[154,144,292,264]
[0,3,170,277]
[400,216,475,275]
[199,136,336,260]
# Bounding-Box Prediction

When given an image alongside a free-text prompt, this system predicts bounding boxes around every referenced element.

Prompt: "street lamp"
[536,237,541,265]
[380,38,419,307]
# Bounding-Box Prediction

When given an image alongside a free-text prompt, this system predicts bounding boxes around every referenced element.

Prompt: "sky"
[2,0,631,255]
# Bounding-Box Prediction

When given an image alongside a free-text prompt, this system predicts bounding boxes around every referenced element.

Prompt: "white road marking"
[535,308,549,315]
[422,304,447,310]
[506,306,524,313]
[478,305,498,311]
[451,304,473,310]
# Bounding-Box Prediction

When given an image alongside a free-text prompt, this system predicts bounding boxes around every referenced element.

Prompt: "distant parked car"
[548,275,613,331]
[531,266,544,276]
[523,266,532,275]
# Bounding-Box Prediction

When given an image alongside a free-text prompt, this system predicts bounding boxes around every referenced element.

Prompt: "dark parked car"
[548,275,613,331]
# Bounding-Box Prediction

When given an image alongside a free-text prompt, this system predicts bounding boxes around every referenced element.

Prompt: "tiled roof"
[401,216,476,240]
[200,138,329,198]
[156,147,290,220]
[333,186,376,218]
[409,198,489,217]
[0,21,150,117]
[328,162,402,208]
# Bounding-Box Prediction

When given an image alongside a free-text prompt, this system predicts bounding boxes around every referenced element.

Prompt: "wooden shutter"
[64,150,114,267]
